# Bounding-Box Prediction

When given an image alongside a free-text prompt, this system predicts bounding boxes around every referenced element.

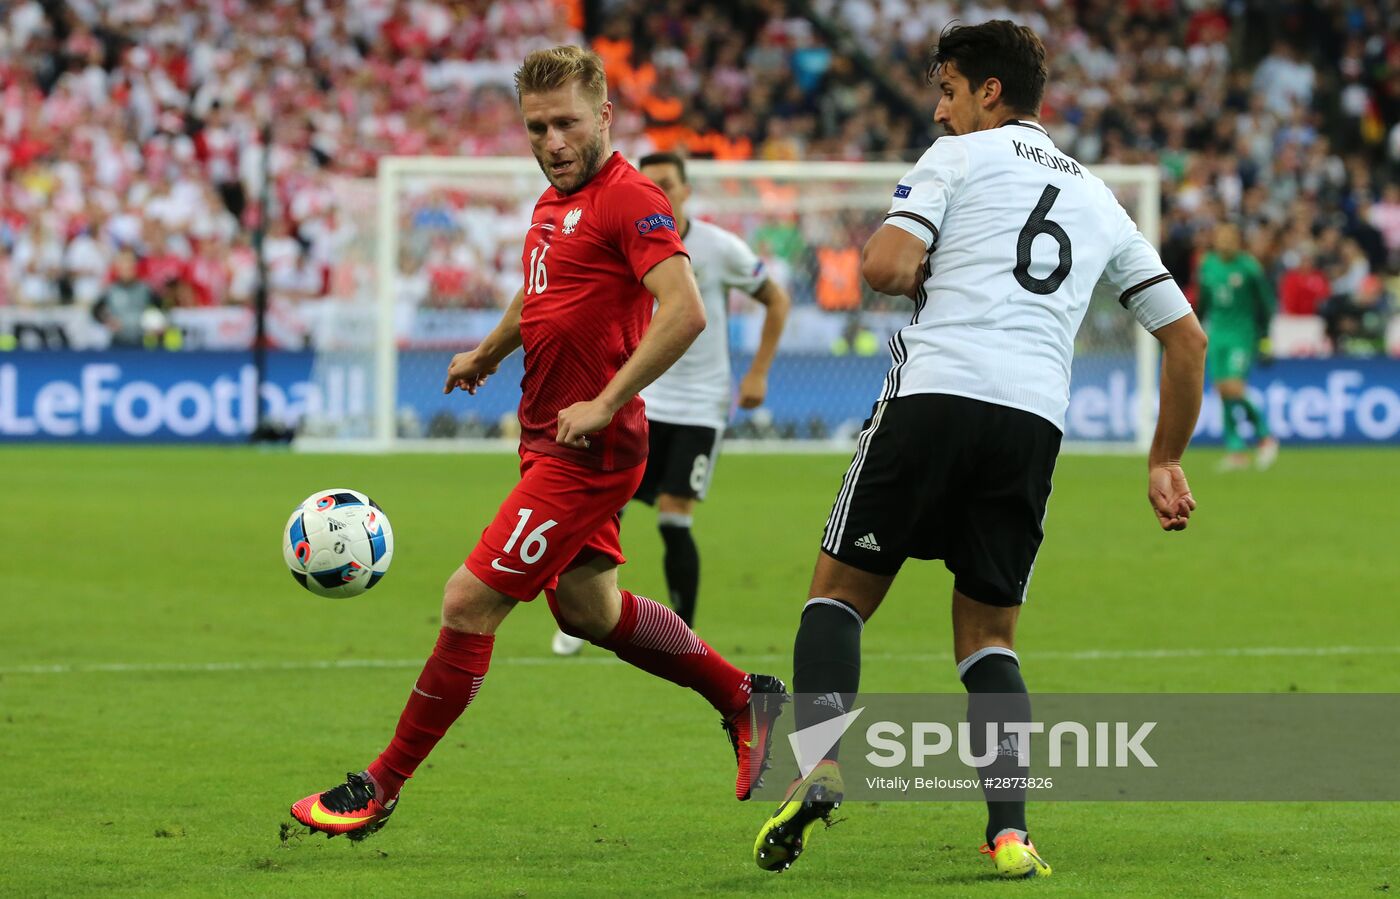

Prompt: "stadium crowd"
[3,0,1399,354]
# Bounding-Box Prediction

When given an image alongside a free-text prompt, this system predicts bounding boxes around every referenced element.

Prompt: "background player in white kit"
[552,151,791,654]
[752,21,1208,878]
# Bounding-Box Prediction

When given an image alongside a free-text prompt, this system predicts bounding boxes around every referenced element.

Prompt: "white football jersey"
[642,218,768,430]
[881,120,1192,430]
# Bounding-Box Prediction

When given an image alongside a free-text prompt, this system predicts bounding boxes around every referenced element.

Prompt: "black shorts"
[634,420,723,504]
[821,393,1061,607]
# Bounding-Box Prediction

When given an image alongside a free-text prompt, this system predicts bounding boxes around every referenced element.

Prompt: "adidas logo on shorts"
[854,533,881,551]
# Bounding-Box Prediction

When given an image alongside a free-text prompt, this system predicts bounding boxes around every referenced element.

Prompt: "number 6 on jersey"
[1014,184,1073,295]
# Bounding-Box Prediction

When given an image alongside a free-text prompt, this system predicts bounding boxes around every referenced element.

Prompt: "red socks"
[367,594,747,800]
[595,590,751,715]
[368,628,493,799]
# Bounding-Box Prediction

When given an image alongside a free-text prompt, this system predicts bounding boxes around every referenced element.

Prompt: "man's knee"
[547,584,588,634]
[657,493,697,517]
[551,590,616,640]
[441,566,515,633]
[951,589,1020,659]
[550,559,622,640]
[1216,378,1246,399]
[808,551,893,621]
[552,600,589,639]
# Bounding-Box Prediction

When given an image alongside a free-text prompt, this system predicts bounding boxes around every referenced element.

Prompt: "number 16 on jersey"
[527,245,550,295]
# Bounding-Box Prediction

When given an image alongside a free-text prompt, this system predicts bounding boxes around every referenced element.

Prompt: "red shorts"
[465,450,645,601]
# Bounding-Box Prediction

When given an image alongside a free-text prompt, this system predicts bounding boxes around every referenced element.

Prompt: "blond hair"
[514,45,608,108]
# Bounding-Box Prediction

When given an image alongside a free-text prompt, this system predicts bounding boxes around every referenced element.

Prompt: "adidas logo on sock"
[854,533,880,551]
[997,735,1020,760]
[813,691,846,713]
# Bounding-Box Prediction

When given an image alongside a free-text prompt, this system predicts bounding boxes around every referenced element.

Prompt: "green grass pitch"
[3,445,1398,897]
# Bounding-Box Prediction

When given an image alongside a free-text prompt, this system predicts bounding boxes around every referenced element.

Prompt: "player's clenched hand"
[556,398,615,448]
[1148,463,1196,531]
[737,370,768,409]
[444,350,498,395]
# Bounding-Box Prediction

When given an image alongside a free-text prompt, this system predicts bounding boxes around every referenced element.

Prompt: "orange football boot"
[290,771,397,840]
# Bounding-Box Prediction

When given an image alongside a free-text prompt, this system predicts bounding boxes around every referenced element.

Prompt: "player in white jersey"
[753,21,1207,878]
[551,151,791,654]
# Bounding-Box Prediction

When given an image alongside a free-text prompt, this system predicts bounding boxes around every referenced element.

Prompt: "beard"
[537,130,608,194]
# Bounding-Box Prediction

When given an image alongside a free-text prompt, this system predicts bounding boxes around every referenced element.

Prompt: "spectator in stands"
[1254,41,1316,118]
[62,222,111,307]
[1369,183,1400,268]
[1329,237,1372,302]
[93,249,161,348]
[10,221,64,307]
[1279,253,1330,317]
[1323,273,1393,356]
[3,0,1400,362]
[815,244,860,312]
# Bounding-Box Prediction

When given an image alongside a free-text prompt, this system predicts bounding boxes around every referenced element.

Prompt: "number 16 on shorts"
[492,508,556,574]
[466,450,642,600]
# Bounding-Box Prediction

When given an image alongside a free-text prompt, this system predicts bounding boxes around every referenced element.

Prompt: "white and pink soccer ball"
[282,488,395,598]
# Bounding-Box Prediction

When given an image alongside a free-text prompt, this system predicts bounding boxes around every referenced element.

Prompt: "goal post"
[297,157,1161,454]
[1099,164,1164,459]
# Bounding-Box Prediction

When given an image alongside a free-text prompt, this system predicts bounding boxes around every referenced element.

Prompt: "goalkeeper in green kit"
[1196,222,1280,471]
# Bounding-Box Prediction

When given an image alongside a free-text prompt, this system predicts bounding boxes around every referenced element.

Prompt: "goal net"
[297,158,1160,453]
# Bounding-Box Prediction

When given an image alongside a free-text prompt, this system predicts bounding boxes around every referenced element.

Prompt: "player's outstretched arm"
[861,224,929,300]
[1147,312,1208,531]
[444,288,525,394]
[556,254,704,447]
[738,278,791,408]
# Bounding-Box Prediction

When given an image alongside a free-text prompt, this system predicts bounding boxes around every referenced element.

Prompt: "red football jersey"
[516,152,688,470]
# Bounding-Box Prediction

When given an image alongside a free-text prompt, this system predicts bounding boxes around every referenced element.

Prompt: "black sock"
[657,515,699,627]
[960,648,1030,846]
[793,598,863,761]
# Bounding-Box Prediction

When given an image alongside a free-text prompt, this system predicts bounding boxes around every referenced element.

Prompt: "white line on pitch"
[3,645,1400,676]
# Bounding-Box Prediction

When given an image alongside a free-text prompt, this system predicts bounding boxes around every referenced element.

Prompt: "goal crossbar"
[345,157,1162,453]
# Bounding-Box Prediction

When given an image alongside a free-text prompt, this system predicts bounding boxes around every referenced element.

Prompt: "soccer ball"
[282,488,394,598]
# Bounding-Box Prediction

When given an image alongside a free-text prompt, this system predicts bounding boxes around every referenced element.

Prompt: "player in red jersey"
[289,46,787,841]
